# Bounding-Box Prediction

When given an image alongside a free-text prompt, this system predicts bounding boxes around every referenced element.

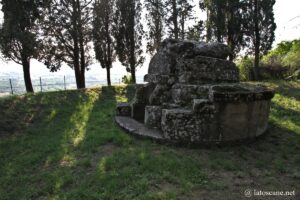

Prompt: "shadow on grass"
[266,80,300,101]
[0,83,299,200]
[271,101,300,129]
[169,122,300,199]
[0,86,137,199]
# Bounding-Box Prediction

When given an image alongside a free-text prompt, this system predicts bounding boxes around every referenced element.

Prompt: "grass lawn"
[0,81,299,200]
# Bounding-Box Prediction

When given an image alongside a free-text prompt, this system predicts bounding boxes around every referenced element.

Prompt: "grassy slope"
[0,81,299,200]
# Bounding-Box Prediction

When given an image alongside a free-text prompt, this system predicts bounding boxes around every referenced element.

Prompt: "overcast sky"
[0,0,299,80]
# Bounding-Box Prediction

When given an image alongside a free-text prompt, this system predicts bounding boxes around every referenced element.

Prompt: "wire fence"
[0,75,144,96]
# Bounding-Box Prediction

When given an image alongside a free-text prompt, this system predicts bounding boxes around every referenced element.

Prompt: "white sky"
[0,0,299,80]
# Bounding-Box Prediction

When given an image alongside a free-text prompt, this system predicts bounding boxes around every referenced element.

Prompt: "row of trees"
[0,0,277,93]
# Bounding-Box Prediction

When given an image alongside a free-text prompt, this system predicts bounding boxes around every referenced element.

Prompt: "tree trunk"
[73,42,84,89]
[73,44,82,89]
[74,63,82,89]
[106,65,111,86]
[129,39,136,84]
[131,64,136,84]
[79,41,86,89]
[129,9,136,84]
[21,56,34,93]
[227,16,234,61]
[206,10,212,42]
[181,15,185,40]
[78,0,86,89]
[154,0,162,51]
[72,0,83,89]
[253,0,260,80]
[106,16,112,86]
[79,64,86,88]
[172,0,179,39]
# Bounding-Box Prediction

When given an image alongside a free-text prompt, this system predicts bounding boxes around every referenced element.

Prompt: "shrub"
[121,75,134,84]
[237,56,254,81]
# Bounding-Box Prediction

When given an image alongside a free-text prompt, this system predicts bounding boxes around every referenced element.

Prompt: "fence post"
[40,77,43,92]
[9,79,13,95]
[64,76,66,90]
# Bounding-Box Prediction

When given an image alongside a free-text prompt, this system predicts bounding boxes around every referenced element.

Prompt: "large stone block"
[161,108,218,142]
[161,109,194,140]
[149,84,172,105]
[211,84,275,102]
[176,56,240,84]
[148,39,231,77]
[216,100,271,141]
[171,84,210,106]
[144,106,162,129]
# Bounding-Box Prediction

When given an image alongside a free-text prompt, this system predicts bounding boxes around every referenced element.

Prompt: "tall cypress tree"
[93,0,116,86]
[114,0,144,84]
[200,0,245,60]
[244,0,276,80]
[200,0,226,43]
[0,0,48,93]
[178,0,194,40]
[186,20,205,41]
[165,0,179,39]
[145,0,165,55]
[165,0,194,40]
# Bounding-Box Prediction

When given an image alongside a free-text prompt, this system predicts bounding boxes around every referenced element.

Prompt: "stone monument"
[115,39,274,145]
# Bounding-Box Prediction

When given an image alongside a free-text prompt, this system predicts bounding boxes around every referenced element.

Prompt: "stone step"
[115,116,164,141]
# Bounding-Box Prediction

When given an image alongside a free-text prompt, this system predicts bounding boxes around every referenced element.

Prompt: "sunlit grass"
[265,81,300,134]
[0,82,299,200]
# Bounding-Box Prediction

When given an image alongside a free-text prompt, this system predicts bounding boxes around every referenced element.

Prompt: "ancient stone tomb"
[115,39,274,144]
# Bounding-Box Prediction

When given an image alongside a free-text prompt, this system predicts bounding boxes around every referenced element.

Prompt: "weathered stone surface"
[116,39,275,145]
[144,106,162,129]
[148,39,232,76]
[171,84,210,105]
[131,83,155,121]
[116,103,131,117]
[216,100,271,141]
[163,39,231,59]
[192,99,215,113]
[115,116,164,141]
[148,50,175,75]
[211,84,275,102]
[176,56,239,84]
[161,108,218,142]
[149,84,172,106]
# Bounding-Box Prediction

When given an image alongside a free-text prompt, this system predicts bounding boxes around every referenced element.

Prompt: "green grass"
[0,81,299,200]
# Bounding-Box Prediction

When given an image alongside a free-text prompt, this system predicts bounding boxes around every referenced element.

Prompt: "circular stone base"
[115,116,268,146]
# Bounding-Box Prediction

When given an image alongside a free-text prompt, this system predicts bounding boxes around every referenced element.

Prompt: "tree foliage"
[165,0,194,40]
[114,0,144,83]
[283,40,300,71]
[200,0,245,60]
[263,39,300,73]
[0,0,49,92]
[243,0,276,55]
[243,0,276,79]
[186,20,205,41]
[93,0,116,86]
[41,0,93,89]
[145,0,165,55]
